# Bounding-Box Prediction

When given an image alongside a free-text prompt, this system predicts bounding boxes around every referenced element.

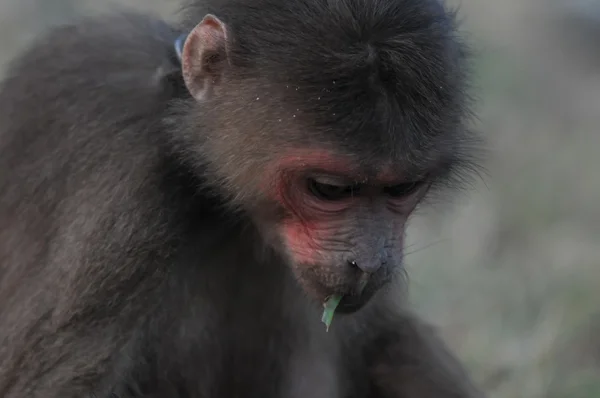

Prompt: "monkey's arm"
[367,312,485,398]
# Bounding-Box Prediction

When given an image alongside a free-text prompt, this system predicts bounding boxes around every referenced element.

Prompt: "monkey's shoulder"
[0,12,187,222]
[0,11,183,124]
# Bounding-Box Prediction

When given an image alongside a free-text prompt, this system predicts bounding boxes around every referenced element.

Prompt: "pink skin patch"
[260,149,411,266]
[281,220,321,265]
[262,150,364,265]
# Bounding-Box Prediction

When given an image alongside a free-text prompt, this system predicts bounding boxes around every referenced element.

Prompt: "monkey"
[0,0,484,397]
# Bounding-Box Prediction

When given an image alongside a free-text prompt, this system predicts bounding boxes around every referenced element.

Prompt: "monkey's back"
[0,11,181,161]
[0,10,184,212]
[0,10,184,271]
[0,12,193,395]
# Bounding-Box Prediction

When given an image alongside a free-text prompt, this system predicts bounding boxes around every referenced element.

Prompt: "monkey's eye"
[307,178,357,201]
[384,181,424,198]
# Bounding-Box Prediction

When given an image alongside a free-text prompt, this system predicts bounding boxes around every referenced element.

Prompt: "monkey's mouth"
[332,288,376,314]
[318,276,381,315]
[296,263,388,315]
[328,267,389,314]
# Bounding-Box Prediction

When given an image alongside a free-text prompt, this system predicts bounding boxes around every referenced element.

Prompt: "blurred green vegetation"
[0,0,598,397]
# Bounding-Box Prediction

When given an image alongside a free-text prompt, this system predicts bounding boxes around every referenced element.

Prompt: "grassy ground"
[1,0,598,397]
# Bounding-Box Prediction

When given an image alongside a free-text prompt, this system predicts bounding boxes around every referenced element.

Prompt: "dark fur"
[0,1,483,397]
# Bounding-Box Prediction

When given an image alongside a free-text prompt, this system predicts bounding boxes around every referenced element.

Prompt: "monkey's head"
[178,0,478,314]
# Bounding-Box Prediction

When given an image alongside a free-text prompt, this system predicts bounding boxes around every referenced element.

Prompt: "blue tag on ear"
[174,33,188,64]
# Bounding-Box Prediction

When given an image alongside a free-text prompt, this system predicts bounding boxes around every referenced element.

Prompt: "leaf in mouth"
[321,294,343,332]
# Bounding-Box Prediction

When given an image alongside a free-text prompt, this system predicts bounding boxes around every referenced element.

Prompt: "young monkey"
[0,0,484,397]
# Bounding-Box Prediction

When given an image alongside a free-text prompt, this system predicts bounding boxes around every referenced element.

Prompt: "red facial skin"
[252,148,432,308]
[261,151,347,264]
[263,150,407,266]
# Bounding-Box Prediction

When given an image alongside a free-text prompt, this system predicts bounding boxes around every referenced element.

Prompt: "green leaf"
[321,294,343,332]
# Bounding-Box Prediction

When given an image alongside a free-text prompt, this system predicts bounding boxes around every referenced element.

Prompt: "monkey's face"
[179,11,475,314]
[262,155,430,314]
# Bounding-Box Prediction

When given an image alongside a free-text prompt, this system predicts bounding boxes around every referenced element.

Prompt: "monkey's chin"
[329,288,378,315]
[334,296,370,314]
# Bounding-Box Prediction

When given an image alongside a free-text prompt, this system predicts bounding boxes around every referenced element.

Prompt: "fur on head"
[172,0,480,311]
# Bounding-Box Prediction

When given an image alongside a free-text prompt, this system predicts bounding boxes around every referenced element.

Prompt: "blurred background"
[1,0,598,397]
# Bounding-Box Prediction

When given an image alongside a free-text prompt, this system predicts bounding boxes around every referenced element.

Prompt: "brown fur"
[0,1,484,397]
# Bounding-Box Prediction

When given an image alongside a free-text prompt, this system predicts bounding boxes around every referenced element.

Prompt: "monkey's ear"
[181,14,229,101]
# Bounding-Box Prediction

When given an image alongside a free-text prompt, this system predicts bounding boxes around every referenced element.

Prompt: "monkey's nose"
[348,259,383,274]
